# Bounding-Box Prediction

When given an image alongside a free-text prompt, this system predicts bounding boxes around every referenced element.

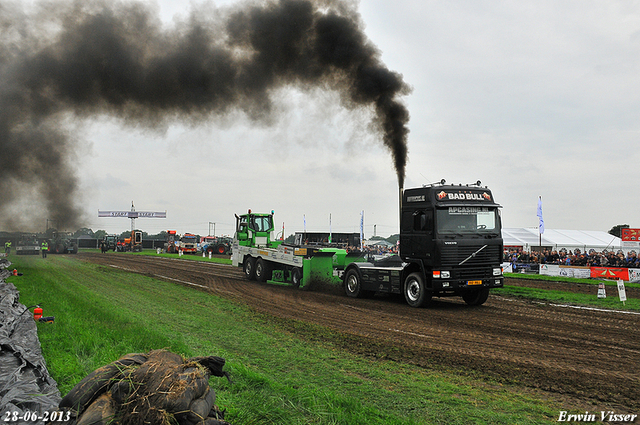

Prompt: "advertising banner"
[622,241,640,250]
[572,267,592,279]
[621,228,640,241]
[98,211,167,218]
[591,267,629,281]
[539,264,559,276]
[628,268,640,283]
[539,265,590,278]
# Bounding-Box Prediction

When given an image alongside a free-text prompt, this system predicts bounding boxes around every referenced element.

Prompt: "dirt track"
[79,252,640,414]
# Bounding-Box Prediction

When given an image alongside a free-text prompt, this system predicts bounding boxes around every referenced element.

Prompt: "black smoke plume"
[0,0,410,231]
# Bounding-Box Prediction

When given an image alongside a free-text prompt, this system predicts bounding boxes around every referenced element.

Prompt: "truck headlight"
[441,271,450,279]
[493,267,502,276]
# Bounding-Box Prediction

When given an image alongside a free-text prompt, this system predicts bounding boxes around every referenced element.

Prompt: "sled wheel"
[255,258,272,282]
[243,257,256,281]
[291,267,302,288]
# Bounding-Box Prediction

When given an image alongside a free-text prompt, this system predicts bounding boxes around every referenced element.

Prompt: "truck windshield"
[252,215,273,232]
[436,206,500,234]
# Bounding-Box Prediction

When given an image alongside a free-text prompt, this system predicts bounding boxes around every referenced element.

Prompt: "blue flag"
[537,197,544,234]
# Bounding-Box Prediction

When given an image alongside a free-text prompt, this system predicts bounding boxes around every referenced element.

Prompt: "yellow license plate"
[468,280,482,285]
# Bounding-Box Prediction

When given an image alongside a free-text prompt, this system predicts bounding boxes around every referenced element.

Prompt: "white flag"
[360,210,364,250]
[537,197,544,234]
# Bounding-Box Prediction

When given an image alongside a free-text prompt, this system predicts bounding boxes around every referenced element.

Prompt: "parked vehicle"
[179,233,198,254]
[201,236,233,255]
[117,231,143,252]
[164,230,178,253]
[15,234,40,255]
[100,234,118,253]
[46,229,78,254]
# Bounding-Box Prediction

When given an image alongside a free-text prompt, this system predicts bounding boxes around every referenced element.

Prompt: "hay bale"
[61,350,232,425]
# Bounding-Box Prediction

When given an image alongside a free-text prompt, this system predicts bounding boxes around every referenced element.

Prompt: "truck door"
[235,215,249,245]
[401,209,433,260]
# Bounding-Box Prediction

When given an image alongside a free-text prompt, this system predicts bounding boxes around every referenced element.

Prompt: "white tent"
[365,239,394,247]
[502,228,621,253]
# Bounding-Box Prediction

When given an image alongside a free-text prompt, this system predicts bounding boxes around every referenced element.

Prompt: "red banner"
[621,228,640,241]
[590,267,629,280]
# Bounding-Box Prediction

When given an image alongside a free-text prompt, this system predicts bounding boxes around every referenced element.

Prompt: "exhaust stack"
[398,186,403,257]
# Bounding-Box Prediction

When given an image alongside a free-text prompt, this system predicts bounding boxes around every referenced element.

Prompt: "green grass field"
[499,273,640,311]
[5,255,584,424]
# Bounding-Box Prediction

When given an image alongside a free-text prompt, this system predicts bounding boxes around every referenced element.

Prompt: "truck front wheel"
[404,273,430,307]
[243,257,256,281]
[344,269,364,298]
[462,288,490,306]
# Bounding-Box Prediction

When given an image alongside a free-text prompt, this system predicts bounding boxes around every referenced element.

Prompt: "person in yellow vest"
[4,240,11,255]
[41,240,48,258]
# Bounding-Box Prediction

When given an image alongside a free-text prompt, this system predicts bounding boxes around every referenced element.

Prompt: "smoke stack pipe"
[398,186,403,257]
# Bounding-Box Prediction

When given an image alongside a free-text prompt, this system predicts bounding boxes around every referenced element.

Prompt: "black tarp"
[0,258,62,424]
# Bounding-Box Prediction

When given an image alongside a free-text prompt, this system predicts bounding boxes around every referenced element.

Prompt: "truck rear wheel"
[255,258,272,282]
[243,257,256,281]
[404,273,431,307]
[217,244,227,255]
[462,288,490,306]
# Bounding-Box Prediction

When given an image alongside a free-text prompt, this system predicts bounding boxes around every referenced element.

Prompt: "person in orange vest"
[41,240,48,258]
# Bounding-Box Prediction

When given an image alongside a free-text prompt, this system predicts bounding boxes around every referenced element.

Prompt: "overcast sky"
[67,0,640,237]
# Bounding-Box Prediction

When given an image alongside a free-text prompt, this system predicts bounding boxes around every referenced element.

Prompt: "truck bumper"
[432,276,503,291]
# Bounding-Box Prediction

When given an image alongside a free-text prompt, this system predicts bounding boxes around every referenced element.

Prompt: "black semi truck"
[343,181,504,306]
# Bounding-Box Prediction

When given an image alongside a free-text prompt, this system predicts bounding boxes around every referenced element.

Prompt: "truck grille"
[439,244,501,268]
[456,267,494,280]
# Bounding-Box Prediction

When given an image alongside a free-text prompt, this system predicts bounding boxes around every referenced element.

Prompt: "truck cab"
[400,184,503,300]
[234,210,282,249]
[180,233,198,254]
[343,183,504,307]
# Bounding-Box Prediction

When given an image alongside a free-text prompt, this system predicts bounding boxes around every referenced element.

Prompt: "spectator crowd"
[505,248,640,268]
